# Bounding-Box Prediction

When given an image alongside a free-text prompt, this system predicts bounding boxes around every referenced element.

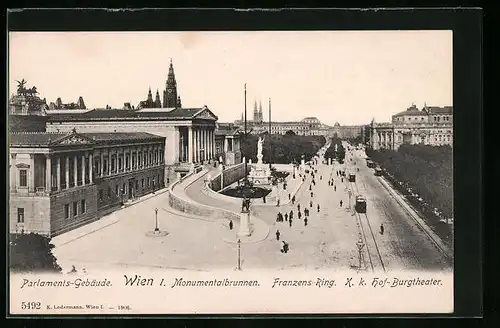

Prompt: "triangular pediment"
[193,108,218,121]
[50,132,96,146]
[15,163,30,169]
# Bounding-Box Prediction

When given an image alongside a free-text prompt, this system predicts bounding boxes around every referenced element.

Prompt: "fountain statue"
[248,136,271,185]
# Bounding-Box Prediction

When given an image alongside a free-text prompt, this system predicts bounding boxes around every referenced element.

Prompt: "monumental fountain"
[248,136,272,186]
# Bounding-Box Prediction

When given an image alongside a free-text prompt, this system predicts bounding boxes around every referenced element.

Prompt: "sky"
[9,31,452,126]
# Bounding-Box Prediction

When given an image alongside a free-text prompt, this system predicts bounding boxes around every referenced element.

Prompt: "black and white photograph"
[8,26,458,314]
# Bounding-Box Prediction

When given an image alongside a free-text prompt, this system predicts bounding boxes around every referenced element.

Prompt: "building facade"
[368,104,453,150]
[214,123,242,166]
[137,59,182,110]
[9,130,165,237]
[49,96,86,110]
[235,116,332,137]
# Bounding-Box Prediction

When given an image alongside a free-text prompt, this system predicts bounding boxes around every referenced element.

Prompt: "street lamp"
[356,238,365,272]
[154,208,159,232]
[347,189,352,210]
[237,238,242,270]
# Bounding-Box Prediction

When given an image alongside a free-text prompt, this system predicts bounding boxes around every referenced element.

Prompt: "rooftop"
[47,106,217,121]
[9,131,164,148]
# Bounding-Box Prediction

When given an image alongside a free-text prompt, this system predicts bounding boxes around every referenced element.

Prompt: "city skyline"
[9,31,452,125]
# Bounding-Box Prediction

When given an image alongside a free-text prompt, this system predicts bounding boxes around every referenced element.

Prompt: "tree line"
[10,233,62,273]
[324,136,346,163]
[365,144,453,220]
[240,132,326,164]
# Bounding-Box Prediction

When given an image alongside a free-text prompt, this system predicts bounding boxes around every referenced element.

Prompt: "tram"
[348,172,356,182]
[366,159,375,168]
[374,167,383,176]
[355,195,367,213]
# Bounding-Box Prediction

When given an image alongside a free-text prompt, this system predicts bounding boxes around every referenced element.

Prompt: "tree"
[285,130,296,136]
[10,233,62,273]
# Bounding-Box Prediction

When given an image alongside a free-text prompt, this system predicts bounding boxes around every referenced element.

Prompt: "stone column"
[10,154,16,191]
[73,154,78,187]
[204,128,208,161]
[45,155,51,191]
[224,137,229,153]
[100,151,104,176]
[29,154,35,192]
[82,153,86,185]
[212,128,216,160]
[188,126,194,163]
[56,156,61,191]
[108,149,112,174]
[89,153,93,183]
[65,156,70,189]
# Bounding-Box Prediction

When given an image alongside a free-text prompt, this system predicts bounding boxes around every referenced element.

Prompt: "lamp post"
[348,189,352,209]
[268,97,272,169]
[356,238,365,271]
[244,83,248,182]
[237,238,242,270]
[154,208,159,232]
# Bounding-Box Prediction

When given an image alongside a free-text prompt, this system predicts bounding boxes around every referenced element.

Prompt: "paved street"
[341,144,452,272]
[52,145,452,273]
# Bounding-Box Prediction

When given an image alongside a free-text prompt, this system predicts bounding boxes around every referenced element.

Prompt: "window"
[126,155,130,169]
[64,204,70,219]
[81,199,86,213]
[98,189,103,201]
[17,208,24,223]
[141,178,144,188]
[115,185,119,196]
[152,177,156,187]
[118,157,122,170]
[19,170,27,187]
[122,183,126,195]
[135,180,139,190]
[73,201,78,216]
[103,159,108,173]
[108,186,112,198]
[111,157,116,173]
[147,177,150,187]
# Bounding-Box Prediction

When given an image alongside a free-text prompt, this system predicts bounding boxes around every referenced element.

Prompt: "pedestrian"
[276,213,281,223]
[328,181,331,186]
[297,203,301,212]
[285,213,288,221]
[263,196,266,204]
[304,208,309,217]
[276,199,280,207]
[281,241,289,253]
[288,193,291,200]
[310,191,314,197]
[380,224,385,235]
[289,210,294,219]
[276,230,281,241]
[320,175,322,180]
[292,195,296,204]
[309,185,312,191]
[229,220,234,230]
[289,219,292,227]
[334,185,336,192]
[317,204,320,212]
[341,178,344,183]
[298,211,302,219]
[304,218,308,226]
[340,200,343,207]
[310,200,313,207]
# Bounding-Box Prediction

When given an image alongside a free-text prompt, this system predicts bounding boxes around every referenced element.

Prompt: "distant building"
[214,123,242,166]
[331,122,363,139]
[368,104,453,150]
[234,116,331,137]
[9,130,165,236]
[49,96,87,110]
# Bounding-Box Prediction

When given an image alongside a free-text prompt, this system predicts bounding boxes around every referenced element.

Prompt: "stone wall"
[210,163,245,192]
[49,184,98,237]
[10,195,51,236]
[168,171,240,222]
[9,115,48,133]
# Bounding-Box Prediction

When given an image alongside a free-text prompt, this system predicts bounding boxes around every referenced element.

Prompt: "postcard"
[8,29,454,315]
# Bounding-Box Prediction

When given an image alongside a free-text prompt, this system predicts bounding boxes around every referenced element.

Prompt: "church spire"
[154,89,162,108]
[163,58,178,108]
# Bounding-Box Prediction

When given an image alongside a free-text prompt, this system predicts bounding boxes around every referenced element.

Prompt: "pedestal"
[238,211,251,237]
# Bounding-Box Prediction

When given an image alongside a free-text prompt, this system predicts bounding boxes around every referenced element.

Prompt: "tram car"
[366,159,375,168]
[348,172,356,182]
[355,195,367,213]
[374,167,383,176]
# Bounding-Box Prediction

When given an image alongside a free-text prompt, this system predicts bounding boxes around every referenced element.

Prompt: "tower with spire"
[253,100,258,122]
[258,100,263,123]
[163,58,180,108]
[154,89,162,108]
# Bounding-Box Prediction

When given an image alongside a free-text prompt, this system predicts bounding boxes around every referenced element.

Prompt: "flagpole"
[244,83,247,180]
[269,97,272,168]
